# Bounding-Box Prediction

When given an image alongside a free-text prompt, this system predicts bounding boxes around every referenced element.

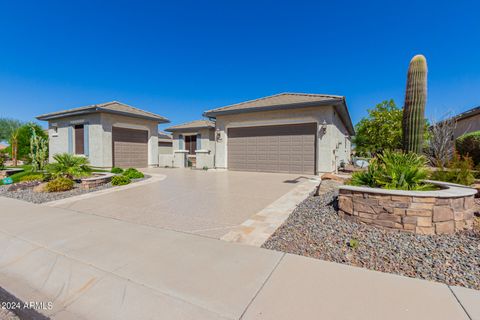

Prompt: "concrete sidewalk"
[0,197,477,319]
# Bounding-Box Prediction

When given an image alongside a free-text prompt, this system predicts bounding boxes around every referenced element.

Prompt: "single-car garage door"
[228,123,316,174]
[112,127,148,168]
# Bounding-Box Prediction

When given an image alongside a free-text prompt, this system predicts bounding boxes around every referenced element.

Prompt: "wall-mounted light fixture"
[320,120,327,134]
[216,128,222,141]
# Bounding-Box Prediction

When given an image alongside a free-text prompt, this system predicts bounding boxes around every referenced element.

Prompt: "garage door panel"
[228,123,316,174]
[112,127,148,168]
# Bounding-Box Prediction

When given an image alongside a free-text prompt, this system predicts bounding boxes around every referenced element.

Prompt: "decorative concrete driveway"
[49,168,311,238]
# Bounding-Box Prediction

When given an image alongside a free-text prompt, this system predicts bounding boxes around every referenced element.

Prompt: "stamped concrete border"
[221,178,320,246]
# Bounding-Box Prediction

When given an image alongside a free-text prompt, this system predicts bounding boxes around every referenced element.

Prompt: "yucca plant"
[47,153,92,179]
[349,150,433,190]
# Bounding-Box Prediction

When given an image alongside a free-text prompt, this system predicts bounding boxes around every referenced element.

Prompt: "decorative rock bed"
[338,180,477,235]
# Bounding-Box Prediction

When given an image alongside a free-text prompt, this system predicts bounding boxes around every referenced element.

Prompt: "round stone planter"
[338,180,478,235]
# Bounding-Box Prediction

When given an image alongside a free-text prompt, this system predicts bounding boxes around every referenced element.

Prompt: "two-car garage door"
[112,127,148,168]
[228,123,316,174]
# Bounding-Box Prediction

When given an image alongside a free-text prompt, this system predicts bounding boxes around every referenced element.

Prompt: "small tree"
[353,100,403,156]
[0,118,23,166]
[29,124,49,171]
[426,116,456,168]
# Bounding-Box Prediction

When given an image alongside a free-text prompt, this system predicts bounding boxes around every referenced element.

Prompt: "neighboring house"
[158,131,173,154]
[0,144,7,151]
[452,106,480,139]
[164,120,215,169]
[36,101,170,168]
[165,93,354,174]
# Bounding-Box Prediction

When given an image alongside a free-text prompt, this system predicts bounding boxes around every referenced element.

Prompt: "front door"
[185,135,197,155]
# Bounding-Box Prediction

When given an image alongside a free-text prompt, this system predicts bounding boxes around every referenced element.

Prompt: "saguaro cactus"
[402,54,427,154]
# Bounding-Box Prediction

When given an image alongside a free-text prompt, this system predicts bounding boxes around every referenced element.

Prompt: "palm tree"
[47,153,92,179]
[0,118,23,167]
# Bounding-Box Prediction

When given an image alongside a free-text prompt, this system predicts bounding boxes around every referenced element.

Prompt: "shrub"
[46,177,74,192]
[111,167,124,174]
[111,175,131,186]
[122,168,144,179]
[0,151,6,169]
[456,131,480,166]
[19,173,44,182]
[349,150,433,190]
[47,153,92,179]
[430,153,475,186]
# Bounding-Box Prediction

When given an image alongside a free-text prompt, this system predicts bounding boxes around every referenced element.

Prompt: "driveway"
[50,168,310,238]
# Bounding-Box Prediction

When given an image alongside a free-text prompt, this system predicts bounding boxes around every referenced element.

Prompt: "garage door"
[228,123,316,174]
[112,127,148,168]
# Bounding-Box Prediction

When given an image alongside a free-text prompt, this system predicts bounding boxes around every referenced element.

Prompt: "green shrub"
[430,153,475,186]
[349,150,433,190]
[46,177,74,192]
[111,167,124,174]
[19,173,44,182]
[123,168,144,179]
[47,153,92,179]
[0,151,6,169]
[456,131,480,166]
[111,175,131,186]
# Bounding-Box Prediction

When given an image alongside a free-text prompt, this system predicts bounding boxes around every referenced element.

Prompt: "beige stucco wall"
[454,113,480,139]
[213,106,352,173]
[46,113,159,168]
[47,114,103,166]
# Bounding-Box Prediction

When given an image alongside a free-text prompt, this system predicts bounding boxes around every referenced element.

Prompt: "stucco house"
[37,101,169,168]
[452,106,480,139]
[164,93,354,174]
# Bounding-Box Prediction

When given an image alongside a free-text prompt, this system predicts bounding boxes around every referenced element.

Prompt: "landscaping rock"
[33,182,48,193]
[263,188,480,290]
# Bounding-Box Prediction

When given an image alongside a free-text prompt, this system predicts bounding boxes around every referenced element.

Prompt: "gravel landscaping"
[0,176,149,204]
[263,183,480,290]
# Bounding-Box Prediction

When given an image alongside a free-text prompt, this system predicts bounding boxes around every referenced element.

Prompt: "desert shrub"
[47,153,92,179]
[122,168,144,179]
[111,167,124,174]
[46,177,74,192]
[430,153,475,186]
[19,173,44,182]
[349,150,433,190]
[111,175,131,186]
[456,131,480,166]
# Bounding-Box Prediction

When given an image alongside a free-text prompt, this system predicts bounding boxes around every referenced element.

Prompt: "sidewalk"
[0,197,477,319]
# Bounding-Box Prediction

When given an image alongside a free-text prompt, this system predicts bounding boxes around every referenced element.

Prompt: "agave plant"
[47,153,92,179]
[349,150,433,190]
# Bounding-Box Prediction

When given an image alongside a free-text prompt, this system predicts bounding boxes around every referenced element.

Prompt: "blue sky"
[0,0,479,132]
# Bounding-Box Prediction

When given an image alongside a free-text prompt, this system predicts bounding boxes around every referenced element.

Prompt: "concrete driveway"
[50,168,310,238]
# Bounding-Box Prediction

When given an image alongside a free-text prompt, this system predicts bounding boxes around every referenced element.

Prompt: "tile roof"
[158,131,172,140]
[36,101,169,123]
[203,92,354,135]
[165,120,215,132]
[455,106,480,121]
[203,93,344,116]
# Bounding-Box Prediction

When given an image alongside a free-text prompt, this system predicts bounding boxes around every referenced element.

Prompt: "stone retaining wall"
[338,182,477,235]
[80,173,115,190]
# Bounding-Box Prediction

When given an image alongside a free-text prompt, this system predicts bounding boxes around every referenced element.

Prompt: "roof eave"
[203,99,343,118]
[165,125,215,133]
[36,107,170,124]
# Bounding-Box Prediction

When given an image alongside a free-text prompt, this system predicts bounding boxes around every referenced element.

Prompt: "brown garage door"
[228,123,316,174]
[112,127,148,168]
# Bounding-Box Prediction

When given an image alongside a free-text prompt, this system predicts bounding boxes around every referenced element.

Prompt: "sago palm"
[47,153,92,179]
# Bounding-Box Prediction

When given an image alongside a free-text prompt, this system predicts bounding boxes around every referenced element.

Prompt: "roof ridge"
[168,119,214,128]
[204,92,344,113]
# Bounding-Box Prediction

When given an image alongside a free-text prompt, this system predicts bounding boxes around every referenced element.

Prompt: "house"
[452,106,480,139]
[164,93,354,174]
[36,101,169,168]
[164,120,216,168]
[158,131,173,154]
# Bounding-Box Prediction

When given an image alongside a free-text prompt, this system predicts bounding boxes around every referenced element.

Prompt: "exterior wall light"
[320,120,328,134]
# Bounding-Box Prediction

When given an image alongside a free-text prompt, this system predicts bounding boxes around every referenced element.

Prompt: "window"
[74,124,85,154]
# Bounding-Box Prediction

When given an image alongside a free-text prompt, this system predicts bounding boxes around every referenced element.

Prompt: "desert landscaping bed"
[263,186,480,290]
[0,176,149,204]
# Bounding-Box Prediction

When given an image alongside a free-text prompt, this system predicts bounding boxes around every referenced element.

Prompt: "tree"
[0,118,24,166]
[353,100,403,156]
[5,122,47,164]
[426,116,456,167]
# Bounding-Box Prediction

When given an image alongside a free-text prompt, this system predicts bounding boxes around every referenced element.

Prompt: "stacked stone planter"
[80,173,115,190]
[338,181,477,235]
